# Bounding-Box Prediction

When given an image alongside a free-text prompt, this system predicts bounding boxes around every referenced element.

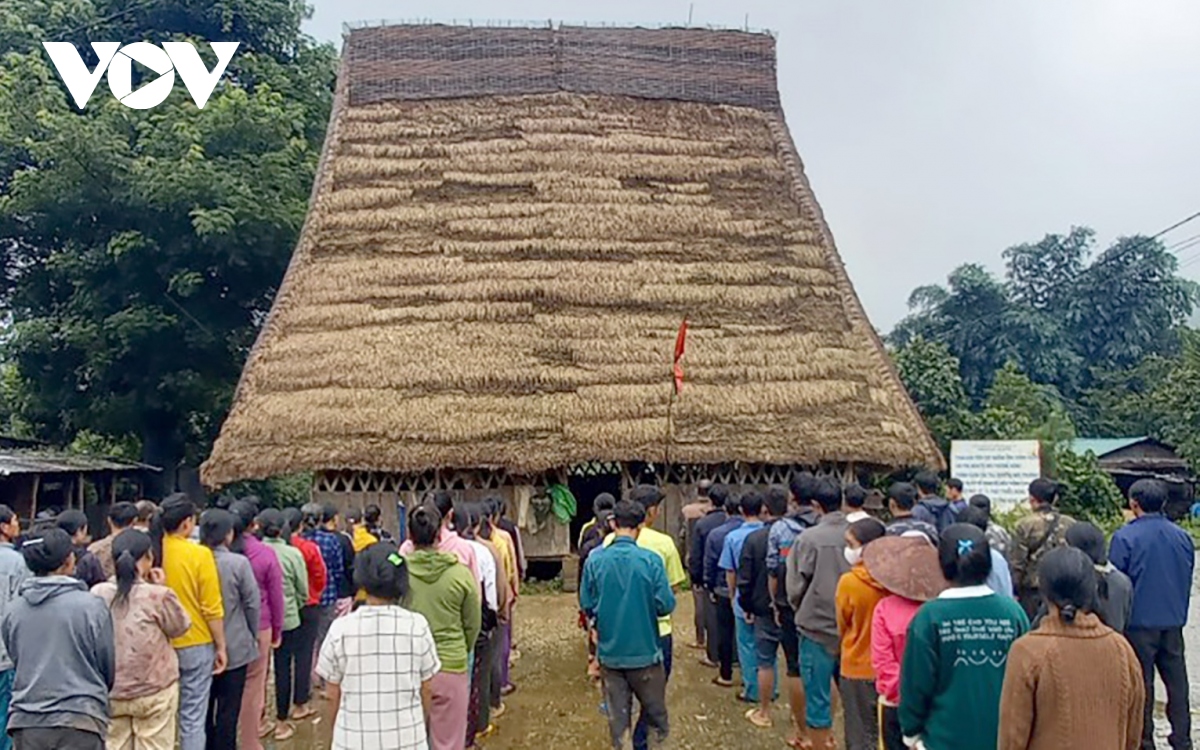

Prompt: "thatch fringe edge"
[763,113,945,470]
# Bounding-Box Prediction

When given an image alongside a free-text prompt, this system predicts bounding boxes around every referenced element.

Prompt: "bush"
[1049,445,1124,523]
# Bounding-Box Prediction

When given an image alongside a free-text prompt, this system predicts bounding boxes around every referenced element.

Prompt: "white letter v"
[42,42,121,109]
[163,42,239,109]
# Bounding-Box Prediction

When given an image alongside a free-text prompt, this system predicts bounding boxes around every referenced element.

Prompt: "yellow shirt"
[492,528,519,601]
[604,526,686,636]
[163,534,224,649]
[578,519,597,548]
[352,526,378,553]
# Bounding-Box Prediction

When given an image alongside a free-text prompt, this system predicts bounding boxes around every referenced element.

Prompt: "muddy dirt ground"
[274,592,827,750]
[275,586,1200,749]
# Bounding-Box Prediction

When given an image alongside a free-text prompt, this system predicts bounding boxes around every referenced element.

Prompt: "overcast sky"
[305,0,1200,332]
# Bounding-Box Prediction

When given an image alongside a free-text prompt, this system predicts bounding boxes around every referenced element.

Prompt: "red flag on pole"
[673,318,688,394]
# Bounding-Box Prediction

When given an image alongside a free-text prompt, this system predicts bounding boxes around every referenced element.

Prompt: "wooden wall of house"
[313,483,572,559]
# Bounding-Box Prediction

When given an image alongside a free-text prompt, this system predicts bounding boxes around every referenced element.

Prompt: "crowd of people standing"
[0,489,525,750]
[580,473,1195,750]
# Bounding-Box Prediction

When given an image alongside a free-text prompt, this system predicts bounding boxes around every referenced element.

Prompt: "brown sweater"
[998,612,1144,750]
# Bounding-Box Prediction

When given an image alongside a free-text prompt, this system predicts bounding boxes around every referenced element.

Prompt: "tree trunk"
[141,421,182,499]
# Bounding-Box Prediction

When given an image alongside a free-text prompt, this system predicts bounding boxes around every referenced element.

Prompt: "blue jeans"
[735,617,760,701]
[632,634,672,750]
[0,668,12,750]
[177,643,215,750]
[799,635,838,729]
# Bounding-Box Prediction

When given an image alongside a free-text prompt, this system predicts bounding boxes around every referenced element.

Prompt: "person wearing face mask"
[835,518,889,750]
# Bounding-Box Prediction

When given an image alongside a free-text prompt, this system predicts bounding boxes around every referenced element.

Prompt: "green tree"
[891,335,975,455]
[890,228,1196,403]
[0,0,335,493]
[1149,328,1200,469]
[1050,444,1125,523]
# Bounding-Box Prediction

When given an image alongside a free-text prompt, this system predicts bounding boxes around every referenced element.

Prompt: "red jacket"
[291,534,327,607]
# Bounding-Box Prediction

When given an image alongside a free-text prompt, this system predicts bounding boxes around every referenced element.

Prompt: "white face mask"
[844,546,862,566]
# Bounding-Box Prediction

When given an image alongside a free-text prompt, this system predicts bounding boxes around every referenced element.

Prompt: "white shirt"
[465,539,498,611]
[846,510,871,523]
[316,606,441,750]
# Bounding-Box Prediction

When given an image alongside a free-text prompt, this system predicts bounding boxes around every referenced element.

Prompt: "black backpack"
[928,501,959,534]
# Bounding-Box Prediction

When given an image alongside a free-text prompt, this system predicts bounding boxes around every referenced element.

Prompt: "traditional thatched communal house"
[202,23,943,559]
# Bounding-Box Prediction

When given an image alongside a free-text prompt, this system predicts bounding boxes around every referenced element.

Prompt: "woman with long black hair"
[999,547,1144,749]
[93,529,191,750]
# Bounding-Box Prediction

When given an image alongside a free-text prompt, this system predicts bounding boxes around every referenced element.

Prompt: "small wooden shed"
[1069,437,1195,519]
[0,436,159,527]
[200,23,943,559]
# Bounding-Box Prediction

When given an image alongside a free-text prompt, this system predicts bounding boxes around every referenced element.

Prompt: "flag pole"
[666,318,688,466]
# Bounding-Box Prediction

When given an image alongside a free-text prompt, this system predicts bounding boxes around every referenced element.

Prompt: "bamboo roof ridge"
[200,24,943,487]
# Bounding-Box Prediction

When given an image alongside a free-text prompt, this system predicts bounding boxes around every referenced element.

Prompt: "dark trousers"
[878,703,904,750]
[714,594,736,682]
[207,663,247,750]
[11,728,102,750]
[467,629,497,745]
[1128,627,1193,750]
[691,588,708,646]
[275,605,320,719]
[602,663,668,750]
[633,635,672,750]
[839,677,879,750]
[703,589,720,665]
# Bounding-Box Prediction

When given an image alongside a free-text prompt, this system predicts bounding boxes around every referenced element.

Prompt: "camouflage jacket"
[1010,508,1076,590]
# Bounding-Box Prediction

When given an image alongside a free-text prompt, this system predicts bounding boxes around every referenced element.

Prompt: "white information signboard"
[950,440,1042,509]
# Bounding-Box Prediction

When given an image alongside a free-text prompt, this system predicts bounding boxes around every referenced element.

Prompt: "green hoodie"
[404,549,481,673]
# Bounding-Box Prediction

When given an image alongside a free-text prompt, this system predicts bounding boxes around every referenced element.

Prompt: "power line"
[1167,232,1200,251]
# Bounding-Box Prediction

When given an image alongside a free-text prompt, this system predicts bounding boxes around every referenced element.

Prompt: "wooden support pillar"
[29,474,40,521]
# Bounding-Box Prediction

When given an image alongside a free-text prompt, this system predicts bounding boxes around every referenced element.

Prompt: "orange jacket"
[835,564,889,680]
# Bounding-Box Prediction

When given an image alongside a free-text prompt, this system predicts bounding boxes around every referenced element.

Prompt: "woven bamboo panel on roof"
[200,26,942,488]
[344,25,779,110]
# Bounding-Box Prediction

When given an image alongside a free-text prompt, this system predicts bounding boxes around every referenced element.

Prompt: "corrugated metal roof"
[1068,437,1152,458]
[0,450,159,477]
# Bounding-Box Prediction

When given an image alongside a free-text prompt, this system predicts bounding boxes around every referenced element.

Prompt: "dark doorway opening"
[568,471,622,552]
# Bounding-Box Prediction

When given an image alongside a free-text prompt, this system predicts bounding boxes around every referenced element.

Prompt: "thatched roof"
[201,24,943,487]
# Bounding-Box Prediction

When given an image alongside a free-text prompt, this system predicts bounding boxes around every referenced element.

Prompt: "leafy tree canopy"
[0,0,335,493]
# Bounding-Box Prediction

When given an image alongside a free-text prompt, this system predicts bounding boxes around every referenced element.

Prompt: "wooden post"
[77,472,85,509]
[29,474,41,521]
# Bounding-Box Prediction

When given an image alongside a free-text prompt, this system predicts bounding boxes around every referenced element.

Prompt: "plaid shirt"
[316,606,440,750]
[304,529,344,607]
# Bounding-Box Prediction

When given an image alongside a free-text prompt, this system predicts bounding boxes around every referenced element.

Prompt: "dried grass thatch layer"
[201,91,942,487]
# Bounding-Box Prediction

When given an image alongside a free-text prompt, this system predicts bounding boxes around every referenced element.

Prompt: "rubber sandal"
[273,722,295,742]
[698,657,717,668]
[259,720,276,738]
[786,738,813,750]
[711,676,733,687]
[292,705,318,721]
[745,708,773,728]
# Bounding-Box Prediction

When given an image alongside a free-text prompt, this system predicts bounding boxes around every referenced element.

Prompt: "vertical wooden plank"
[29,475,41,521]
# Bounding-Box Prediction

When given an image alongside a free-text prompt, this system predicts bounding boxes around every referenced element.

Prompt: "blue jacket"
[1110,514,1195,630]
[704,517,743,594]
[580,536,675,669]
[689,509,727,585]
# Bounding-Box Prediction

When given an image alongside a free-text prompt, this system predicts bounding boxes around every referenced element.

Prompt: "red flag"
[673,318,688,394]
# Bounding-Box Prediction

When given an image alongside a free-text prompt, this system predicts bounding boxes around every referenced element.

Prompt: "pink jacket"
[870,594,922,705]
[400,527,480,582]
